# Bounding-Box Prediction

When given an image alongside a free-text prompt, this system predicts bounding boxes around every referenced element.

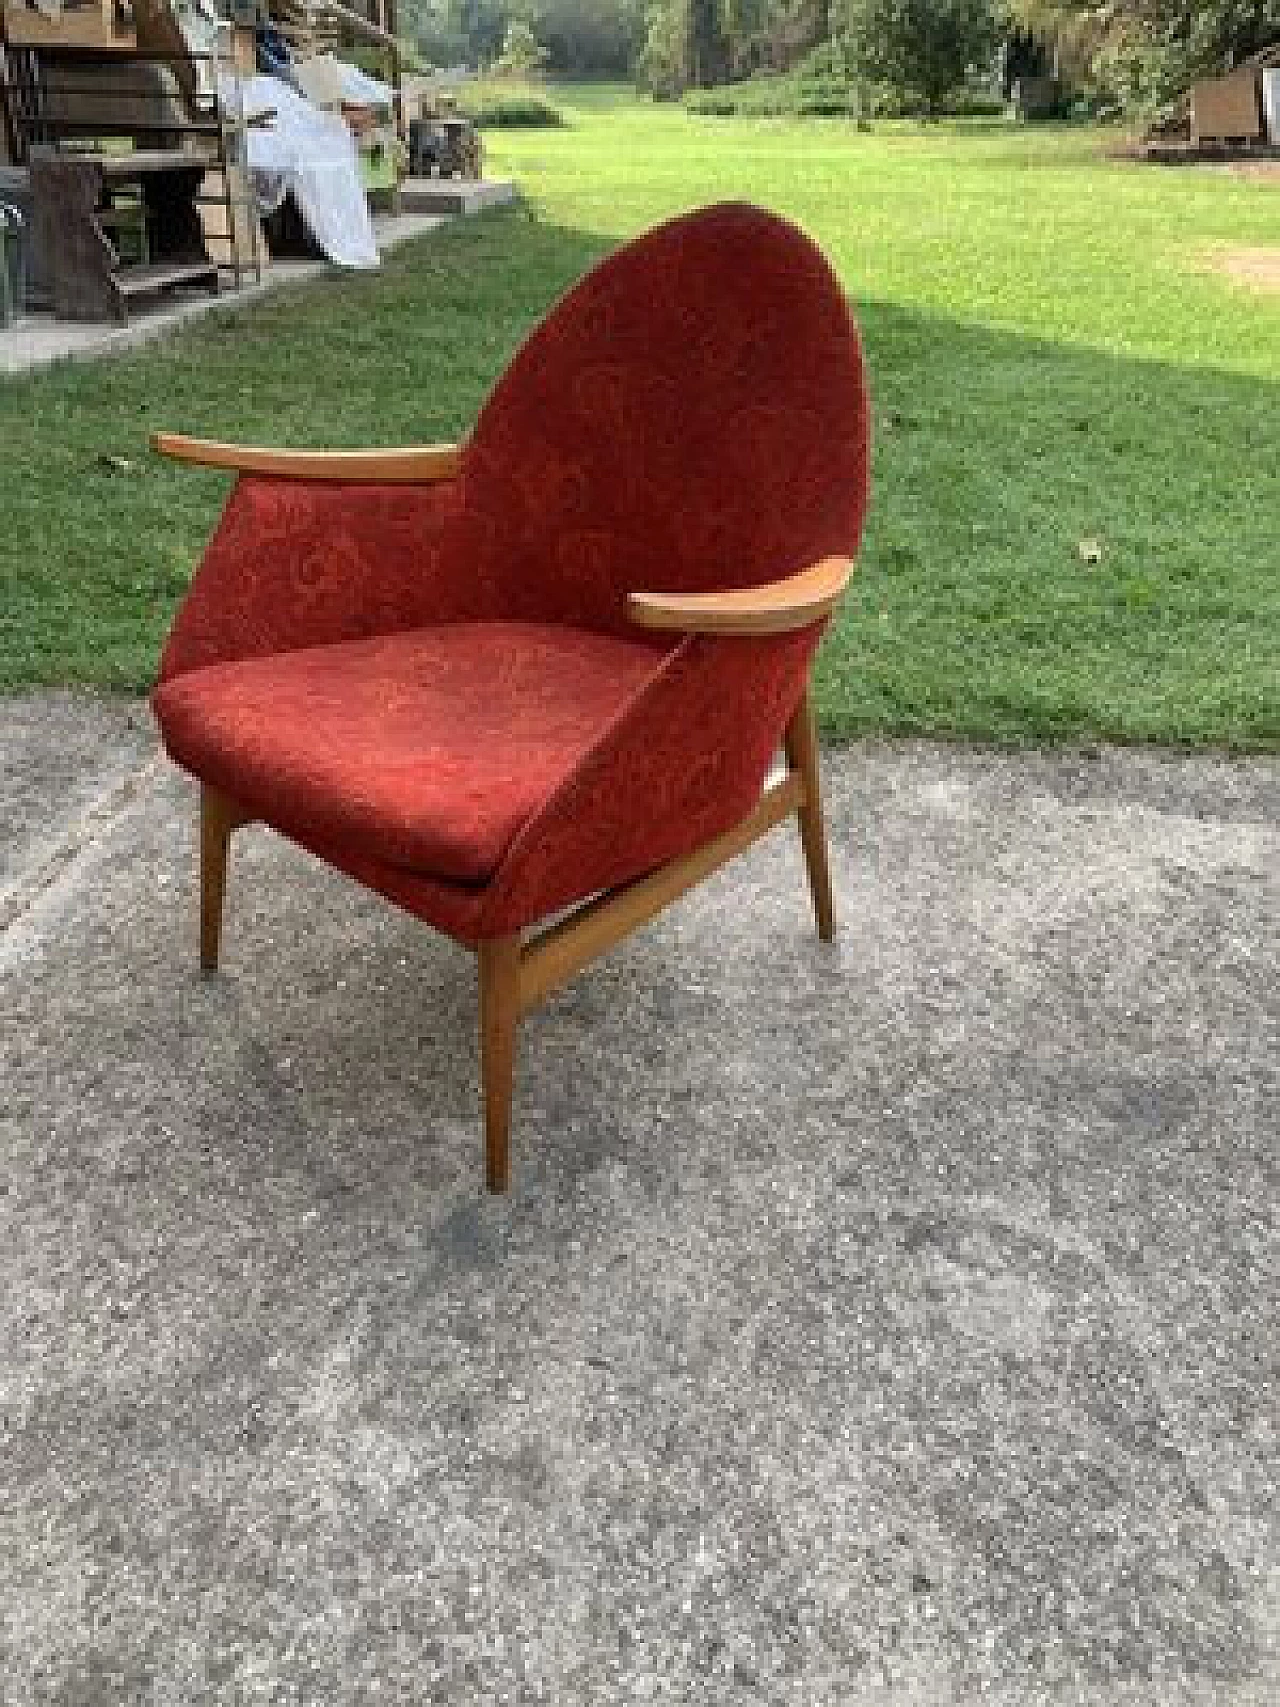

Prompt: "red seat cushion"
[153,622,669,883]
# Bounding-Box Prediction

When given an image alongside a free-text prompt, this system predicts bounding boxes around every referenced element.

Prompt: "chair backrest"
[462,201,871,636]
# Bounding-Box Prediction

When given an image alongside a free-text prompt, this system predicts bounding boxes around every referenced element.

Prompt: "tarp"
[220,73,379,271]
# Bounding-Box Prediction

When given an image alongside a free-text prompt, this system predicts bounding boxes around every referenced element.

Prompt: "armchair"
[151,202,871,1190]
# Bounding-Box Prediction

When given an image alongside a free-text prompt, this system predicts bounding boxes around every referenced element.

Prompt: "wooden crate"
[1191,70,1263,145]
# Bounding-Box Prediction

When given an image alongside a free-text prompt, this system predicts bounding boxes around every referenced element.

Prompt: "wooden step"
[115,260,219,296]
[397,177,518,218]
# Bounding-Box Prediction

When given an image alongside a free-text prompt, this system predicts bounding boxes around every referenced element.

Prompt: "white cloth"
[291,54,393,116]
[339,62,394,110]
[221,73,379,271]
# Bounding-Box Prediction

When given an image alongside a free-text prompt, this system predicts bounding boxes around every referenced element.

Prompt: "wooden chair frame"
[158,435,849,1191]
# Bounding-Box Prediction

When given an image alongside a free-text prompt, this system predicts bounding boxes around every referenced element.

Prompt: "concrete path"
[0,211,447,376]
[2,695,1276,1704]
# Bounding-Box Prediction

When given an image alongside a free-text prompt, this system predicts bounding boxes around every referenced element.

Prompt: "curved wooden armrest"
[151,433,464,483]
[627,556,853,636]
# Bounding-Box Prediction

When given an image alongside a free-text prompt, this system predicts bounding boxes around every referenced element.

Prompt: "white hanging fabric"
[221,73,380,271]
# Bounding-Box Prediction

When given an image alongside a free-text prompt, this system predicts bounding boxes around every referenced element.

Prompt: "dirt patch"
[1205,245,1280,291]
[1223,160,1280,183]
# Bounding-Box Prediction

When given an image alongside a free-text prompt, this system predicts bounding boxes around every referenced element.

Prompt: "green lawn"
[2,85,1277,747]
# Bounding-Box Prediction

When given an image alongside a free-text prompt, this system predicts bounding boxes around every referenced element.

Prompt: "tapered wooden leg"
[783,690,836,942]
[199,785,238,973]
[478,934,521,1192]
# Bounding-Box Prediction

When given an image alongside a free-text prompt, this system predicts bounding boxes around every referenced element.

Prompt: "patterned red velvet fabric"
[464,201,870,634]
[154,623,668,882]
[156,477,491,683]
[152,201,871,939]
[270,626,820,945]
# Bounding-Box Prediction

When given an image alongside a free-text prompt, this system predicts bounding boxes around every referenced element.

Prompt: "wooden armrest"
[151,434,464,483]
[627,556,853,636]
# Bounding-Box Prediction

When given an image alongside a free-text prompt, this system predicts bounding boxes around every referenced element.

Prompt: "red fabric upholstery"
[268,626,822,947]
[153,202,871,938]
[154,623,667,882]
[463,201,870,634]
[157,477,493,683]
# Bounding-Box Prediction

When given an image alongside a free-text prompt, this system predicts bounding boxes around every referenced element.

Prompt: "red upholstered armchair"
[151,202,871,1190]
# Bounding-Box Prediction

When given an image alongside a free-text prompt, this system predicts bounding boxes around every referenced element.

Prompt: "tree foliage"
[637,0,833,95]
[404,0,1278,110]
[494,18,550,74]
[1007,1,1279,115]
[844,0,1005,114]
[1009,3,1280,78]
[407,0,644,76]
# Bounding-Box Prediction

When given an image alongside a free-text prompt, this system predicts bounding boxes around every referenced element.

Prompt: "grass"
[2,85,1277,747]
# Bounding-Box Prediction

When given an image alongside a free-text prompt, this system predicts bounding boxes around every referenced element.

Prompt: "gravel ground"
[1,694,1277,1705]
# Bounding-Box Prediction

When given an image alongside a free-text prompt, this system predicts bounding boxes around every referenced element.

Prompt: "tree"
[1007,3,1280,79]
[635,0,829,94]
[638,0,690,94]
[1005,2,1280,115]
[410,0,647,75]
[688,0,731,85]
[846,0,1005,115]
[494,17,550,73]
[536,0,646,75]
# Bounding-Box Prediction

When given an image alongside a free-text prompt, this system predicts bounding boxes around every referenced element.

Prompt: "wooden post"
[478,934,521,1192]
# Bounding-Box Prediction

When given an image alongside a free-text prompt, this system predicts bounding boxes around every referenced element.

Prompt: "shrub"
[794,39,856,82]
[685,68,862,119]
[947,85,1010,119]
[684,63,1014,123]
[458,84,566,129]
[686,75,788,117]
[1089,36,1189,128]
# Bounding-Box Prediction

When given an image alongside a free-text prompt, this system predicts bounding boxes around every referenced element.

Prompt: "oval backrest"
[461,202,871,635]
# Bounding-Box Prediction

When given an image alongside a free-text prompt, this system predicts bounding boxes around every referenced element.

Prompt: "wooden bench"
[29,147,218,322]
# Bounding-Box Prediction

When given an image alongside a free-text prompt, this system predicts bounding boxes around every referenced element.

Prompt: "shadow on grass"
[0,208,1275,749]
[829,290,1280,750]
